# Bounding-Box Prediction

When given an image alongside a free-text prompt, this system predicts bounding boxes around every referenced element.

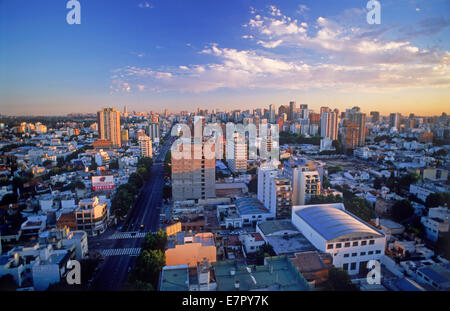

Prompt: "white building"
[291,203,386,275]
[292,167,321,206]
[227,132,247,173]
[421,207,450,242]
[138,135,153,158]
[149,122,160,145]
[257,165,278,209]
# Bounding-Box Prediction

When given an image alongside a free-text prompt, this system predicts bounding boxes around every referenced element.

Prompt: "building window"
[344,242,351,247]
[352,253,357,257]
[353,241,358,247]
[343,263,349,271]
[344,254,349,258]
[369,240,375,245]
[361,252,366,256]
[375,250,381,254]
[327,244,334,249]
[361,241,367,246]
[368,251,374,255]
[336,243,342,249]
[350,262,357,270]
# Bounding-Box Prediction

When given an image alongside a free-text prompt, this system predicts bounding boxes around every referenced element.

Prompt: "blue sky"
[0,0,449,115]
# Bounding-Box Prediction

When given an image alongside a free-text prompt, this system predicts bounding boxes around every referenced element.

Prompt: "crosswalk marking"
[100,248,142,257]
[108,232,150,240]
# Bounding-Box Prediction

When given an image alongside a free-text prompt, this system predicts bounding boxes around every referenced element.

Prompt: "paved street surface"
[90,136,174,290]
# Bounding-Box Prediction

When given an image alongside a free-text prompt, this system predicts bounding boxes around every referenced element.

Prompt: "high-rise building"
[121,128,129,144]
[289,101,296,121]
[257,165,279,213]
[97,108,121,147]
[349,113,366,146]
[270,178,292,219]
[390,113,401,130]
[292,167,321,206]
[370,111,380,123]
[149,122,160,145]
[171,138,216,201]
[138,135,152,158]
[227,132,247,173]
[341,123,360,151]
[320,111,339,141]
[269,104,276,123]
[164,108,169,118]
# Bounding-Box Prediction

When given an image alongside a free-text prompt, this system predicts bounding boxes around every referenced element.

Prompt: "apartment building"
[171,138,216,201]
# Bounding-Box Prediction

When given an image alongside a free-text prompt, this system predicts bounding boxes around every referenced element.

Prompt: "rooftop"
[258,220,299,236]
[295,203,384,241]
[213,256,311,291]
[235,197,270,215]
[160,265,190,291]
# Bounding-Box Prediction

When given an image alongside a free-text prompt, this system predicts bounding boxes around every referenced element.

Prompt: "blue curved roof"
[295,204,383,241]
[236,197,270,215]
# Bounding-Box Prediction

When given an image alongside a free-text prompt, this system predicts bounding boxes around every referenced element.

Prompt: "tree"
[0,274,18,291]
[345,197,375,222]
[0,193,17,206]
[327,166,343,175]
[309,194,343,205]
[398,172,420,189]
[131,249,165,287]
[332,140,343,154]
[122,279,154,291]
[128,172,144,189]
[391,199,414,223]
[141,229,167,251]
[162,185,172,200]
[324,267,359,291]
[248,177,257,194]
[425,192,450,209]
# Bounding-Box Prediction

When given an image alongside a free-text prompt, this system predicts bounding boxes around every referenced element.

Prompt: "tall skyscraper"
[149,122,160,145]
[342,123,360,151]
[390,113,401,130]
[97,108,121,148]
[350,112,366,146]
[171,138,216,201]
[320,111,339,141]
[289,101,296,121]
[227,132,247,173]
[269,104,276,123]
[138,135,152,158]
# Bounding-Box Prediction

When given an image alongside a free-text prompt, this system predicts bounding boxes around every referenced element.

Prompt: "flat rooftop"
[258,220,299,236]
[160,265,189,291]
[265,234,316,256]
[213,256,310,291]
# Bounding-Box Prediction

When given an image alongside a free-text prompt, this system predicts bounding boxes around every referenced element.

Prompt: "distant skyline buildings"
[1,1,449,116]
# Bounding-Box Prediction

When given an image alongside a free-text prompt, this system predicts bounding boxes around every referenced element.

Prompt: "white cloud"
[111,6,450,94]
[138,2,153,9]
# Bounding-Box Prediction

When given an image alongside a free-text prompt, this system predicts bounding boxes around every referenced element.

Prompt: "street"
[90,136,173,290]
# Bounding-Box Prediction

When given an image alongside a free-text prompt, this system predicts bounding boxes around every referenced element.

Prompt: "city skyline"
[1,0,449,116]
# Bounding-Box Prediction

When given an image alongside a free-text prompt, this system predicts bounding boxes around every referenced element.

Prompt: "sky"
[0,0,449,116]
